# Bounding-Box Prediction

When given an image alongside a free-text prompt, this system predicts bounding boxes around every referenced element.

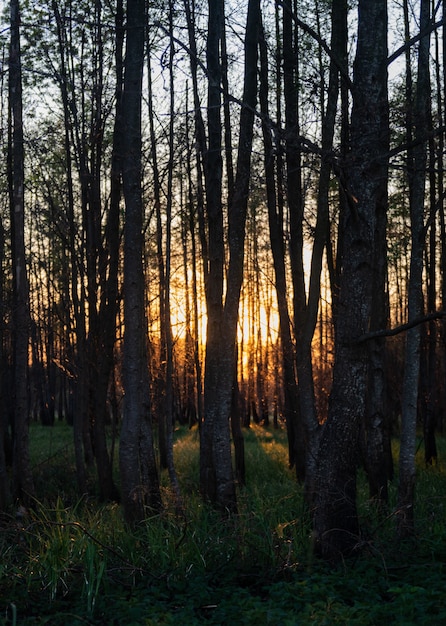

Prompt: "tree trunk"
[120,0,162,524]
[300,0,348,501]
[53,0,90,494]
[200,0,260,512]
[0,214,11,510]
[422,80,438,466]
[146,33,168,470]
[258,17,300,474]
[9,0,34,504]
[397,0,430,538]
[312,0,388,560]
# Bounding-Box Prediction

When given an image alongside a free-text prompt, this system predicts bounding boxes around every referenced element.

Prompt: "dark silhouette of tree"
[9,0,35,505]
[397,0,431,539]
[120,0,162,524]
[312,0,389,560]
[199,0,261,511]
[258,11,300,480]
[0,210,10,510]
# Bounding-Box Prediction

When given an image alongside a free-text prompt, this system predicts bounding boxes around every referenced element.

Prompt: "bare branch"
[355,311,446,343]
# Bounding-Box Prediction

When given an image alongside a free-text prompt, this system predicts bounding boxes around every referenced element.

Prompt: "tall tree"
[163,0,182,509]
[397,0,431,538]
[120,0,162,524]
[51,0,120,498]
[312,0,389,560]
[52,0,90,495]
[282,0,306,482]
[0,211,10,510]
[9,0,34,504]
[259,12,300,481]
[199,0,260,511]
[84,0,120,502]
[361,0,391,504]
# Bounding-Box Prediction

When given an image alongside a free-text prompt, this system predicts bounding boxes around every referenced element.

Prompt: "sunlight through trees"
[0,0,445,561]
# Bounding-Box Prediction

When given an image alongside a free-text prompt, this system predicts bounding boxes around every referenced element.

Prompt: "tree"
[199,0,261,511]
[259,10,300,480]
[0,210,10,510]
[9,0,34,504]
[397,0,431,538]
[312,0,389,560]
[120,0,162,524]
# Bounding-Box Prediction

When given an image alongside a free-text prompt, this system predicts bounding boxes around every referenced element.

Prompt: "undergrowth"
[1,422,446,624]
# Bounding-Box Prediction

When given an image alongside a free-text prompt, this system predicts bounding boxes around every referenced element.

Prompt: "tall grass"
[1,422,446,625]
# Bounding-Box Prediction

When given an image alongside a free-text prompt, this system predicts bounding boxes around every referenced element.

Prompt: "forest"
[1,0,446,622]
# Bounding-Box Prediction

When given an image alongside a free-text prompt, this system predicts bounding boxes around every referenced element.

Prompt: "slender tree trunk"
[146,31,168,469]
[259,17,300,473]
[52,0,90,494]
[301,0,348,501]
[312,0,388,560]
[164,0,182,510]
[199,0,225,505]
[0,214,10,510]
[120,0,162,524]
[423,39,439,466]
[9,0,34,504]
[397,0,431,538]
[362,0,390,504]
[441,0,446,439]
[200,0,260,512]
[184,0,206,429]
[362,213,390,504]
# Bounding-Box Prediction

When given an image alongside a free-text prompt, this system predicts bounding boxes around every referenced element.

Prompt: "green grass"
[1,422,446,624]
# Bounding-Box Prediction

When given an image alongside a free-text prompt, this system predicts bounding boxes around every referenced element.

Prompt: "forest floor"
[1,421,446,625]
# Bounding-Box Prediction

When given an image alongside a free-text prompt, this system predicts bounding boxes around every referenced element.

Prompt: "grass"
[1,422,446,624]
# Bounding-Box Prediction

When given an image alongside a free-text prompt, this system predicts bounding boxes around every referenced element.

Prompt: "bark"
[259,18,300,474]
[199,0,224,506]
[184,0,206,430]
[282,0,306,482]
[422,57,439,466]
[300,0,348,501]
[397,0,430,538]
[184,0,209,293]
[312,0,388,560]
[362,199,390,504]
[362,0,391,504]
[164,0,183,510]
[9,0,35,504]
[147,38,168,470]
[0,215,10,510]
[200,0,260,512]
[120,0,162,524]
[185,125,203,426]
[441,0,446,440]
[231,347,245,486]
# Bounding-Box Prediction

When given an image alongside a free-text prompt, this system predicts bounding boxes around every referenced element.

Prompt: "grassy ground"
[1,422,446,624]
